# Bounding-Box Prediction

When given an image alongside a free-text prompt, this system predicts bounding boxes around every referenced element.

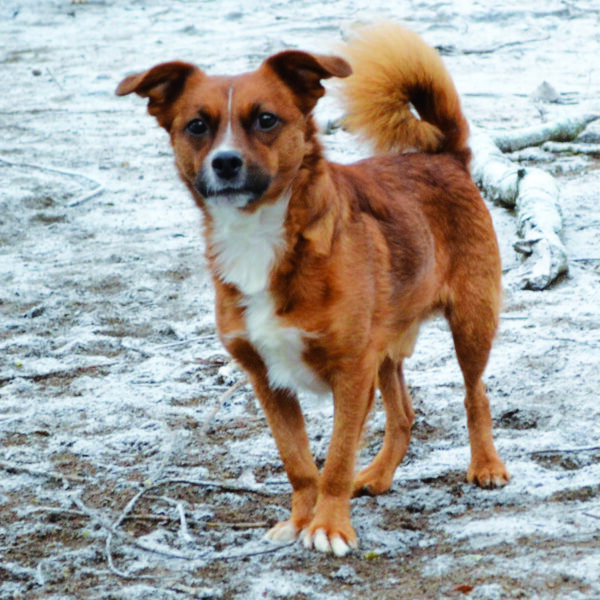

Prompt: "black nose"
[212,151,243,180]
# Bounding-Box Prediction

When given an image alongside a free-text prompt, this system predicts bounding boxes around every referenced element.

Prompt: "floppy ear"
[265,50,352,113]
[115,61,200,129]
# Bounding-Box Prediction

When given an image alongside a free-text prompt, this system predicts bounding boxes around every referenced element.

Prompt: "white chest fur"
[208,198,329,395]
[243,291,329,395]
[208,197,290,296]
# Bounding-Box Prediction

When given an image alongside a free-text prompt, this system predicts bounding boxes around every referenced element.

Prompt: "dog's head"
[116,51,351,211]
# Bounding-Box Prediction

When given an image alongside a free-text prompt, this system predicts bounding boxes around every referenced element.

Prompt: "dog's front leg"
[259,383,320,543]
[301,363,376,556]
[229,340,320,543]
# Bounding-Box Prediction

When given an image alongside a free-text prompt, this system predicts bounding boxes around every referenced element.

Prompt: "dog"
[116,23,510,557]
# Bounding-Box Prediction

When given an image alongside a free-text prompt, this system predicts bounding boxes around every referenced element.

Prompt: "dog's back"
[326,25,500,323]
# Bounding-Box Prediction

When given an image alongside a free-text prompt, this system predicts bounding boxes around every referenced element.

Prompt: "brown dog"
[116,23,509,557]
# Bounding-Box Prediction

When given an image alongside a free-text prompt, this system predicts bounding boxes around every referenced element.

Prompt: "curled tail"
[339,23,471,166]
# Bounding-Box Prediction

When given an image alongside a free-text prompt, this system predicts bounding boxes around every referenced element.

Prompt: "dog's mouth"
[194,172,272,208]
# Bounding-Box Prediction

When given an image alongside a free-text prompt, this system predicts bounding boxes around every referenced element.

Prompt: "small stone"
[531,81,560,103]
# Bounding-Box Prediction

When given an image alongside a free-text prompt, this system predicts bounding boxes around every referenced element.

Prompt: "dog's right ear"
[265,51,352,114]
[116,61,200,129]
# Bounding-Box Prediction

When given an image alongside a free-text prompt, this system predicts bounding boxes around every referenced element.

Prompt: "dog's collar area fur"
[206,193,290,296]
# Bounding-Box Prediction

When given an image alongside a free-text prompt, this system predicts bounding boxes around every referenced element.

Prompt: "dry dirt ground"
[1,1,600,599]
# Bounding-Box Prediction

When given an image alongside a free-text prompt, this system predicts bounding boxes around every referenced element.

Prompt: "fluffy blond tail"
[339,23,471,165]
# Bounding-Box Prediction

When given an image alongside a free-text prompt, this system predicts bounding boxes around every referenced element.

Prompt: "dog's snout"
[212,151,243,180]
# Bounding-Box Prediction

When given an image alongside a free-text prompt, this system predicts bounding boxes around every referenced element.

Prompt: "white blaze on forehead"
[213,85,235,152]
[203,85,242,193]
[225,85,233,143]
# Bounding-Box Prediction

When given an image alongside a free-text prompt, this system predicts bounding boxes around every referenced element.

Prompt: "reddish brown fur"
[339,23,470,163]
[117,23,509,555]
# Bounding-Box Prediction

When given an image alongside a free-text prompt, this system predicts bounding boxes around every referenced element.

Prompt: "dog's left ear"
[265,51,352,113]
[116,61,201,129]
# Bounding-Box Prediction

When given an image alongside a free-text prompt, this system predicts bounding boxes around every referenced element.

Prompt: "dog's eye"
[186,118,208,137]
[257,112,279,131]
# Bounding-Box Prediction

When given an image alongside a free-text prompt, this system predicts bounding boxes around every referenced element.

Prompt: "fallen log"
[490,114,599,152]
[512,169,567,290]
[470,126,567,290]
[470,127,523,208]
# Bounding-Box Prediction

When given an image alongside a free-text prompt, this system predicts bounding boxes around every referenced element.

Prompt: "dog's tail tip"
[339,23,471,166]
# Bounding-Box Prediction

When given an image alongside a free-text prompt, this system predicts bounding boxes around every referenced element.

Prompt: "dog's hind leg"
[447,287,510,488]
[352,357,414,497]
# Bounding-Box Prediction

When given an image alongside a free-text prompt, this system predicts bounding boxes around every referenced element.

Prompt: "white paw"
[264,520,299,543]
[300,528,356,557]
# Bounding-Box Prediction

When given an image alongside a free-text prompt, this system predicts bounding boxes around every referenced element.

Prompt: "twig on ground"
[27,503,271,532]
[152,335,217,350]
[128,335,221,362]
[163,583,222,597]
[176,501,193,543]
[0,460,85,485]
[119,343,154,359]
[0,155,104,207]
[142,374,246,487]
[103,376,250,576]
[46,67,64,91]
[198,376,247,440]
[26,506,88,519]
[0,362,116,386]
[529,446,600,455]
[148,477,274,497]
[71,494,199,562]
[214,540,296,561]
[72,489,293,578]
[437,35,550,56]
[104,485,153,578]
[35,561,46,587]
[204,521,269,530]
[158,496,195,544]
[146,431,179,487]
[52,377,285,580]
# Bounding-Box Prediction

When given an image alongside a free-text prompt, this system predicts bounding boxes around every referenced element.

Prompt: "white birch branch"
[512,169,567,290]
[489,114,599,152]
[470,126,567,290]
[470,128,523,208]
[541,141,600,156]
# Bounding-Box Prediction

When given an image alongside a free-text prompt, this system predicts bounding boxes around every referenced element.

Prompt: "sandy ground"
[1,1,600,598]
